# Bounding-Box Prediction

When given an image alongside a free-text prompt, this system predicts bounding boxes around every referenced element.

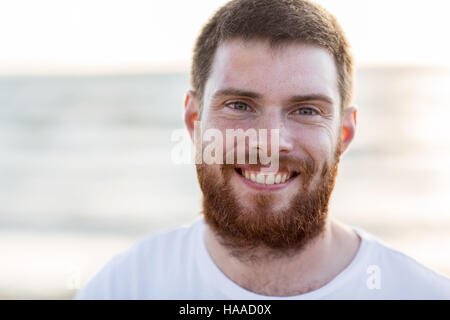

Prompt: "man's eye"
[294,107,318,115]
[227,102,252,112]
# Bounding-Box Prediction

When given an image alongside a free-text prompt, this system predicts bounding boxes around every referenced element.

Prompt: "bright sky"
[1,0,449,74]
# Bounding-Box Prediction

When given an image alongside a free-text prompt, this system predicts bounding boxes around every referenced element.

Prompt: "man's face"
[189,39,345,254]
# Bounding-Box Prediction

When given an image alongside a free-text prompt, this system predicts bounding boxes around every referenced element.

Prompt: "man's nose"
[256,109,294,155]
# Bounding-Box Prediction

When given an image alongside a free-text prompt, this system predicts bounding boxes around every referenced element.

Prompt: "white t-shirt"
[75,217,450,299]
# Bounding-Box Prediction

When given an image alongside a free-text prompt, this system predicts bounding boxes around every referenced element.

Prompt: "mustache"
[223,153,315,173]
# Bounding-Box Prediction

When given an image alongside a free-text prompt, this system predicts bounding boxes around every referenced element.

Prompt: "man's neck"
[204,218,361,296]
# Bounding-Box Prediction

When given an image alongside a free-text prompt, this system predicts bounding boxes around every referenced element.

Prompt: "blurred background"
[1,0,449,299]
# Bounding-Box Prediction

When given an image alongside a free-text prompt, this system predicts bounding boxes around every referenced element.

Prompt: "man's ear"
[184,90,199,142]
[340,105,357,154]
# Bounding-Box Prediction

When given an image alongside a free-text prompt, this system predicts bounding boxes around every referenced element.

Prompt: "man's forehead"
[205,38,340,105]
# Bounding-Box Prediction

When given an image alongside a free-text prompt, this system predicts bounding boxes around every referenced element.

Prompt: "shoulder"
[354,227,450,299]
[74,217,204,299]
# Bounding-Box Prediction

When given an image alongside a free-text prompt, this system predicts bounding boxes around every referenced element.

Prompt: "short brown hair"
[190,0,354,115]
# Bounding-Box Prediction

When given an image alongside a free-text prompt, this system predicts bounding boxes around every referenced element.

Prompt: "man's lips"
[234,167,299,190]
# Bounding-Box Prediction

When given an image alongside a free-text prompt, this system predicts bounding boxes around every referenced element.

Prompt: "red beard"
[196,139,342,260]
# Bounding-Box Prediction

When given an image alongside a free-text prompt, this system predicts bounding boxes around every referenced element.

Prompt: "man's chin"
[229,186,292,215]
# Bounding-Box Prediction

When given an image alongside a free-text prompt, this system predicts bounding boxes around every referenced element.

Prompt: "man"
[75,0,450,299]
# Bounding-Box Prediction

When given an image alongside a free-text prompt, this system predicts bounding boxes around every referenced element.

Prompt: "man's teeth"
[242,170,293,184]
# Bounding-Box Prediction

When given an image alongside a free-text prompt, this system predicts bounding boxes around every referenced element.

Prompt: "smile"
[234,167,299,189]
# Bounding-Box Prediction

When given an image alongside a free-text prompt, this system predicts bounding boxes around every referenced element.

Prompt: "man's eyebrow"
[287,93,334,105]
[212,88,334,105]
[212,88,262,100]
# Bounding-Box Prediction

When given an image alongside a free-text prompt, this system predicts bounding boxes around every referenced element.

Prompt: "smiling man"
[75,0,450,299]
